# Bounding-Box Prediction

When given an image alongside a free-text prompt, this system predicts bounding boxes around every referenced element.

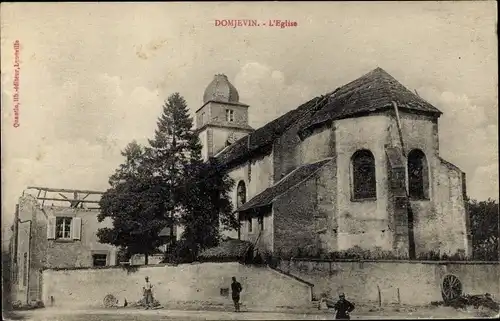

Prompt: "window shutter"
[47,217,56,239]
[72,217,82,240]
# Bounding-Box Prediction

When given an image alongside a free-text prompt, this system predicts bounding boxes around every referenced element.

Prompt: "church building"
[196,68,471,259]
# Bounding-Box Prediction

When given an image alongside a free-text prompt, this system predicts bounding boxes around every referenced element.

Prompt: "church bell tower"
[196,74,253,160]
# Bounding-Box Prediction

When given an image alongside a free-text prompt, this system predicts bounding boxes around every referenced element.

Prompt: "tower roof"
[203,74,240,104]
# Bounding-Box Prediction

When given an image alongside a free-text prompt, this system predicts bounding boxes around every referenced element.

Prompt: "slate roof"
[216,95,329,166]
[215,67,441,167]
[237,158,332,212]
[305,67,442,128]
[198,239,253,261]
[203,74,240,104]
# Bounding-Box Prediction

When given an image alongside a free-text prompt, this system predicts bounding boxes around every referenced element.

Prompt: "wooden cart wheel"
[103,294,118,308]
[441,274,462,303]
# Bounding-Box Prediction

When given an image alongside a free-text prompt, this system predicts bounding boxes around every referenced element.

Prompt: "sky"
[1,2,498,244]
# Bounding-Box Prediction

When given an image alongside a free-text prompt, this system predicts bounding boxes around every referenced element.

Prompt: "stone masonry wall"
[12,196,117,304]
[42,262,312,309]
[277,259,500,306]
[273,176,320,256]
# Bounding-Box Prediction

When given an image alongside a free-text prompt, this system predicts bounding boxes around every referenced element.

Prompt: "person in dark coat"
[333,293,355,320]
[231,276,243,312]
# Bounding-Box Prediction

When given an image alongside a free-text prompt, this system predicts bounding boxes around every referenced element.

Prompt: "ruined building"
[198,68,471,259]
[9,187,118,304]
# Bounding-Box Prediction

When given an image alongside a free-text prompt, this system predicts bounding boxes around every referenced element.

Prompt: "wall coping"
[284,258,500,265]
[267,266,315,287]
[42,259,500,272]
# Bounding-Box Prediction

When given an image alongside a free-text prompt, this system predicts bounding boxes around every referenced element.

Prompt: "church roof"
[216,67,442,167]
[237,158,332,212]
[216,96,328,166]
[203,74,240,104]
[305,67,442,128]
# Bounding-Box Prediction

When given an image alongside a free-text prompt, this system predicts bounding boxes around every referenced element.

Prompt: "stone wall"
[224,151,274,240]
[207,101,249,128]
[335,114,392,251]
[273,176,320,256]
[277,259,500,306]
[41,262,313,309]
[12,196,117,303]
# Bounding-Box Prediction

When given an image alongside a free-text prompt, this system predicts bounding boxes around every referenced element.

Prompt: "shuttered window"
[48,216,82,241]
[72,217,82,240]
[47,217,56,239]
[56,217,72,239]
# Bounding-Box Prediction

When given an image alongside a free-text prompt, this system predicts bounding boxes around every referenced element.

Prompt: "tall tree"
[109,140,146,186]
[174,158,238,260]
[145,93,202,243]
[468,198,499,261]
[97,141,168,265]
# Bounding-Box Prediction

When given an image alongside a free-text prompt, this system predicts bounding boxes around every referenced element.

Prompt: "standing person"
[143,276,154,309]
[333,293,355,320]
[231,276,243,312]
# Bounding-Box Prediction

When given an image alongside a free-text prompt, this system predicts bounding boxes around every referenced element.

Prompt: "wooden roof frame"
[25,186,104,209]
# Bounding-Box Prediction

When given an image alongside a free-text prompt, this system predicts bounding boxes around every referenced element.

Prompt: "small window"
[408,149,429,200]
[220,288,229,297]
[225,109,234,122]
[248,218,253,233]
[258,216,264,230]
[92,254,107,267]
[56,217,72,239]
[351,150,377,200]
[236,181,247,207]
[201,112,206,125]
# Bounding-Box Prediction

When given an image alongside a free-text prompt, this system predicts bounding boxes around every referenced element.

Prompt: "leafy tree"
[99,93,239,264]
[97,141,169,265]
[468,198,499,261]
[170,158,238,261]
[145,93,203,242]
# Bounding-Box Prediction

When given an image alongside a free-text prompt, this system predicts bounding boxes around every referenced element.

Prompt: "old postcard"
[1,2,498,320]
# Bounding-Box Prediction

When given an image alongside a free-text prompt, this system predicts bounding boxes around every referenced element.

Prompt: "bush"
[261,251,281,268]
[162,240,196,264]
[116,247,132,264]
[274,246,469,261]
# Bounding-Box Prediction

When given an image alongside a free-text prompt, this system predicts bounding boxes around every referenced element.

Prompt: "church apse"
[388,111,469,257]
[334,115,393,251]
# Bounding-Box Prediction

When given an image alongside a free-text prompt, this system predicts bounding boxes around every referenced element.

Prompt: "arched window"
[236,181,247,207]
[408,149,429,200]
[351,150,377,200]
